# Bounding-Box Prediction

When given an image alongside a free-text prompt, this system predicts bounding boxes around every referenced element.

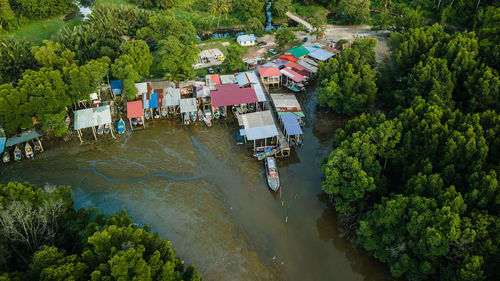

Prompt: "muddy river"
[0,88,390,280]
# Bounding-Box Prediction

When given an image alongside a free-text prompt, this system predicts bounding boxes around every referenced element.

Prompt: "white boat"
[137,117,144,125]
[104,123,111,134]
[145,110,151,120]
[203,109,212,127]
[117,118,126,134]
[34,139,42,151]
[25,143,34,159]
[65,116,71,128]
[161,106,168,117]
[183,113,190,125]
[265,157,280,191]
[14,146,22,162]
[97,124,104,135]
[2,152,10,163]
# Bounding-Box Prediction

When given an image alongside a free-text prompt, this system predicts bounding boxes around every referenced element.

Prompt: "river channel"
[0,87,390,280]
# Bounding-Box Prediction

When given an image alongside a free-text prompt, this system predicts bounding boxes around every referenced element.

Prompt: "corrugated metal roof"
[220,75,235,84]
[287,46,310,59]
[196,86,210,98]
[252,83,267,102]
[271,94,302,110]
[236,73,250,87]
[211,84,258,107]
[74,105,112,130]
[237,34,257,43]
[135,82,148,95]
[296,60,318,73]
[179,98,198,113]
[308,48,335,61]
[301,57,319,66]
[257,66,281,77]
[280,69,305,82]
[5,129,44,147]
[163,88,181,106]
[110,80,123,95]
[241,111,278,140]
[281,113,303,136]
[127,100,144,118]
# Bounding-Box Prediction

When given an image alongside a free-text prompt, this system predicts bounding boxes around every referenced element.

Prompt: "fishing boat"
[137,117,144,125]
[183,113,191,125]
[132,118,138,126]
[145,110,151,120]
[14,146,22,162]
[168,106,174,115]
[190,111,197,121]
[104,123,111,134]
[34,139,42,151]
[218,106,226,117]
[117,118,126,134]
[213,108,220,119]
[203,109,212,127]
[25,142,34,159]
[161,106,168,117]
[264,156,280,191]
[2,152,10,163]
[198,109,203,121]
[97,124,104,135]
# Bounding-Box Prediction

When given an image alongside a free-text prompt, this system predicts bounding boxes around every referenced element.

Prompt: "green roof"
[287,46,309,59]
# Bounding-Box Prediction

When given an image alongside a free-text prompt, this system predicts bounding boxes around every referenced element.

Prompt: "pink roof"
[210,74,221,85]
[211,84,258,107]
[280,68,305,83]
[279,54,298,62]
[284,62,312,74]
[258,66,281,78]
[127,100,144,118]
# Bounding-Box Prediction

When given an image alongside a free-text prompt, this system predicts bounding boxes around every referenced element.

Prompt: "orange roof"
[257,66,281,77]
[127,100,144,119]
[210,74,221,85]
[278,54,298,62]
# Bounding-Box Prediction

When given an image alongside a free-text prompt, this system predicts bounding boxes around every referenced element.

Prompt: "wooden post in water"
[77,129,83,144]
[92,126,97,140]
[110,124,116,139]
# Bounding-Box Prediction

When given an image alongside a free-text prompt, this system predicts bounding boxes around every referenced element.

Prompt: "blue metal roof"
[308,48,335,61]
[5,129,44,147]
[281,113,303,136]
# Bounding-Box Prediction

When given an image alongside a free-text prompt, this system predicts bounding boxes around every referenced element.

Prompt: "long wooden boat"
[25,142,34,159]
[203,109,212,127]
[14,146,22,162]
[117,118,126,134]
[2,151,10,163]
[265,156,280,191]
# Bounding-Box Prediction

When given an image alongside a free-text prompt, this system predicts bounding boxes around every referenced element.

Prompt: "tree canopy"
[0,181,201,281]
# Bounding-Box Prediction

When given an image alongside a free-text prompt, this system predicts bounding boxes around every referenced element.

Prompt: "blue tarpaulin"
[281,113,303,136]
[149,92,158,108]
[110,80,123,95]
[0,137,5,154]
[5,129,44,147]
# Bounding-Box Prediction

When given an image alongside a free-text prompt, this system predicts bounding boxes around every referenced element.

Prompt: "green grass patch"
[9,17,83,45]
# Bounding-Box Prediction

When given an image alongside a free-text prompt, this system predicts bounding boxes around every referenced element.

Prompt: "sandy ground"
[242,24,391,63]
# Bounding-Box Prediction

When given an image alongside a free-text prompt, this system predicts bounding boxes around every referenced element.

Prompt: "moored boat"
[183,112,190,125]
[2,151,10,163]
[190,111,197,121]
[137,116,144,125]
[25,142,34,159]
[132,118,138,126]
[213,108,220,119]
[265,156,280,191]
[203,109,212,127]
[161,106,168,117]
[104,123,111,134]
[198,109,203,121]
[97,124,104,135]
[145,110,151,120]
[14,146,22,162]
[117,118,126,134]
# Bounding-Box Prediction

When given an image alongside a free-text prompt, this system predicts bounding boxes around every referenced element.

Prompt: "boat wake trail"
[79,167,201,182]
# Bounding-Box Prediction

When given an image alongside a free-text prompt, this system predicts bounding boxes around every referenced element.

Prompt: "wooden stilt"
[92,126,97,140]
[253,140,256,152]
[110,123,116,139]
[77,129,83,144]
[37,137,44,152]
[129,118,133,130]
[142,116,146,128]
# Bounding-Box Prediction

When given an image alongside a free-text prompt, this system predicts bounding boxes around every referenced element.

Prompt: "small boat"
[104,123,111,134]
[213,108,220,119]
[190,111,197,121]
[218,106,226,117]
[183,113,191,125]
[296,135,303,145]
[257,103,262,112]
[168,106,174,115]
[145,110,151,120]
[65,116,71,128]
[34,139,42,151]
[14,146,22,162]
[203,109,212,127]
[97,124,104,135]
[198,109,203,121]
[25,143,34,159]
[117,119,126,134]
[161,106,168,117]
[154,109,160,119]
[265,157,280,191]
[2,152,10,163]
[137,117,144,125]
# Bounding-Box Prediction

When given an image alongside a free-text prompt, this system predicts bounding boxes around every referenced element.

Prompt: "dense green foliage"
[2,0,74,28]
[275,26,296,50]
[225,44,245,72]
[339,0,371,24]
[0,36,36,84]
[0,182,201,280]
[317,38,377,115]
[321,3,500,280]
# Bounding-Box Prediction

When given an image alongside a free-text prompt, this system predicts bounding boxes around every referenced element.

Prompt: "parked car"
[303,37,308,42]
[269,49,277,55]
[208,68,214,74]
[258,41,267,46]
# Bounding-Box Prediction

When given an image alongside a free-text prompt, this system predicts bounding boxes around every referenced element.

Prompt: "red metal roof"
[280,68,305,83]
[284,62,312,74]
[127,100,144,118]
[210,84,258,107]
[278,54,298,62]
[257,66,281,77]
[210,74,221,85]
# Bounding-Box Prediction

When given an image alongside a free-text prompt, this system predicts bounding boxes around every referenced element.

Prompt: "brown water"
[0,88,391,281]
